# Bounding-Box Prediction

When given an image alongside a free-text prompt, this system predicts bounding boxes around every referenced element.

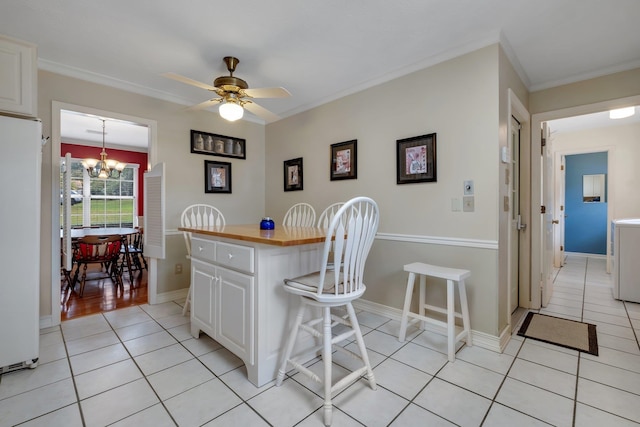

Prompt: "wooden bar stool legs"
[398,262,472,362]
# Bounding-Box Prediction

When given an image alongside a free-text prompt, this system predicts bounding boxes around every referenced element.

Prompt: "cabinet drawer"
[190,237,216,262]
[216,242,254,273]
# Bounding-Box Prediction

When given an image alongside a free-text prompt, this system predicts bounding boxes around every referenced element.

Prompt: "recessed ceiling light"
[609,107,635,119]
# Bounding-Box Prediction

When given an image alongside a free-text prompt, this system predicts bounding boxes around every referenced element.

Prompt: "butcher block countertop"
[178,224,328,246]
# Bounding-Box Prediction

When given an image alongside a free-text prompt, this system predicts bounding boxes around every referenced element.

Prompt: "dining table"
[61,227,140,284]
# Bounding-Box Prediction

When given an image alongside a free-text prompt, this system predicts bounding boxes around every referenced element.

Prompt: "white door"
[541,123,555,306]
[509,116,522,314]
[553,153,566,267]
[61,153,73,272]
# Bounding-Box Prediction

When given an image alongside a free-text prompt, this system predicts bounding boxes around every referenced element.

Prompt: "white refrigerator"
[613,218,640,303]
[0,114,41,372]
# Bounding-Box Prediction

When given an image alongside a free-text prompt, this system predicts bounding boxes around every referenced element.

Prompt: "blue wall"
[565,152,608,254]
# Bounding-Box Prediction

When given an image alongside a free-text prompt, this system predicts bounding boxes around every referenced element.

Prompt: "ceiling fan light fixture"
[609,106,635,119]
[219,101,244,122]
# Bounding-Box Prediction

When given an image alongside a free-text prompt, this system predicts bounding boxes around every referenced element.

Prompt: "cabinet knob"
[198,246,204,252]
[228,253,234,259]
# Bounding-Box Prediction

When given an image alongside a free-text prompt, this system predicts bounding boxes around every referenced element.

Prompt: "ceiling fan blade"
[162,72,217,91]
[187,99,222,111]
[243,87,291,99]
[243,102,281,122]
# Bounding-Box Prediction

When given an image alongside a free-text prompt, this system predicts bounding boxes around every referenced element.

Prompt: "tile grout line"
[99,310,180,426]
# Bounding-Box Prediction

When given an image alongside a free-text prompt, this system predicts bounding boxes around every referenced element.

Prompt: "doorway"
[51,101,157,325]
[507,90,531,331]
[509,116,522,314]
[531,97,640,310]
[564,152,608,255]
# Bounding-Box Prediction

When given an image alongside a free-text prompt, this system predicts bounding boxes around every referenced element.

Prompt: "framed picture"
[191,130,246,159]
[283,157,303,191]
[204,160,232,193]
[396,133,437,184]
[330,139,357,181]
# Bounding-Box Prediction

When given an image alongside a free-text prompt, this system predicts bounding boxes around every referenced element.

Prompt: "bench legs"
[399,272,415,342]
[458,278,472,350]
[398,272,471,362]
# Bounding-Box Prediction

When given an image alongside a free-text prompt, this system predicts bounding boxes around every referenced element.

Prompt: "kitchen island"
[177,224,327,386]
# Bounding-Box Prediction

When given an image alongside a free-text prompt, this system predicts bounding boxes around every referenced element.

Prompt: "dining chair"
[276,197,380,427]
[180,204,226,315]
[119,228,147,283]
[316,202,345,229]
[70,235,124,297]
[283,202,316,227]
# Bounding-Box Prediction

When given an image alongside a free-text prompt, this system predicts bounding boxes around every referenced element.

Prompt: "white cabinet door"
[217,266,254,363]
[0,35,36,117]
[191,259,217,333]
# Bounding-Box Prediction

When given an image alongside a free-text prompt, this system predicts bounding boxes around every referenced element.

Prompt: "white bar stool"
[398,262,472,362]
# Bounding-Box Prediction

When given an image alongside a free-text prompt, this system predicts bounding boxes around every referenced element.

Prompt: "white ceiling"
[59,110,150,150]
[2,0,640,146]
[549,106,640,135]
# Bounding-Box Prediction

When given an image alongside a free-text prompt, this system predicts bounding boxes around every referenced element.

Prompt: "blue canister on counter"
[260,217,275,230]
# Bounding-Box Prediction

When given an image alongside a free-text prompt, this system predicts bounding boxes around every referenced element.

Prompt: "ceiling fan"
[163,56,291,122]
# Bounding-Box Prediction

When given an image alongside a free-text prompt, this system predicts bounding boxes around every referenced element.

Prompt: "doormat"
[517,312,598,356]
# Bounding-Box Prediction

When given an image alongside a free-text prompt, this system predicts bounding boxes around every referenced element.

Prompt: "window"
[60,158,139,228]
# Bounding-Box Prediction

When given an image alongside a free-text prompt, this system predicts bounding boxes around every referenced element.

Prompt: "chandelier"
[81,119,126,179]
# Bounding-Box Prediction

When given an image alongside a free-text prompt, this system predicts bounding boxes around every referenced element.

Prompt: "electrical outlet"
[463,196,474,212]
[451,198,461,212]
[174,263,183,274]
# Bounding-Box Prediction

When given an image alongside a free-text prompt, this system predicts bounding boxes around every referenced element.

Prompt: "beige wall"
[266,45,512,336]
[530,68,640,115]
[38,70,265,320]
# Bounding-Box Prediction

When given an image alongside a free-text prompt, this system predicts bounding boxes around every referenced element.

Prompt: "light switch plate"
[451,198,461,212]
[464,180,474,195]
[501,146,511,163]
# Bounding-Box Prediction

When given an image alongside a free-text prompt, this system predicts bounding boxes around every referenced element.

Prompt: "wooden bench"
[398,262,472,362]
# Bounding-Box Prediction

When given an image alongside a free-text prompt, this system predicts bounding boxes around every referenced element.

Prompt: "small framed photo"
[396,133,437,184]
[284,157,303,191]
[330,139,357,181]
[191,130,246,159]
[204,160,232,193]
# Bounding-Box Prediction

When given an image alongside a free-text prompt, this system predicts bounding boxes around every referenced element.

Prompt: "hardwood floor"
[60,263,148,321]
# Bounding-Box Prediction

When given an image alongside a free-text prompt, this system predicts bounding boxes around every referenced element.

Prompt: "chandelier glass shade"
[219,100,244,121]
[82,119,126,179]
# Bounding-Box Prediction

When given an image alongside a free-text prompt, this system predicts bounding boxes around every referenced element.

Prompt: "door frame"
[552,152,565,268]
[50,101,158,326]
[506,89,531,326]
[530,94,640,309]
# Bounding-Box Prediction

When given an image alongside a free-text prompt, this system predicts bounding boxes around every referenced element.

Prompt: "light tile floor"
[2,255,640,426]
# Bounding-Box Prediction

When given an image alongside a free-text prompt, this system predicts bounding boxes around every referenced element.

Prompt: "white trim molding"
[375,232,498,250]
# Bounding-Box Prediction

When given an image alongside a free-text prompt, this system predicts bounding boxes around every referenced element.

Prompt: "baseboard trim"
[154,288,188,305]
[353,298,502,354]
[40,315,55,329]
[564,251,606,259]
